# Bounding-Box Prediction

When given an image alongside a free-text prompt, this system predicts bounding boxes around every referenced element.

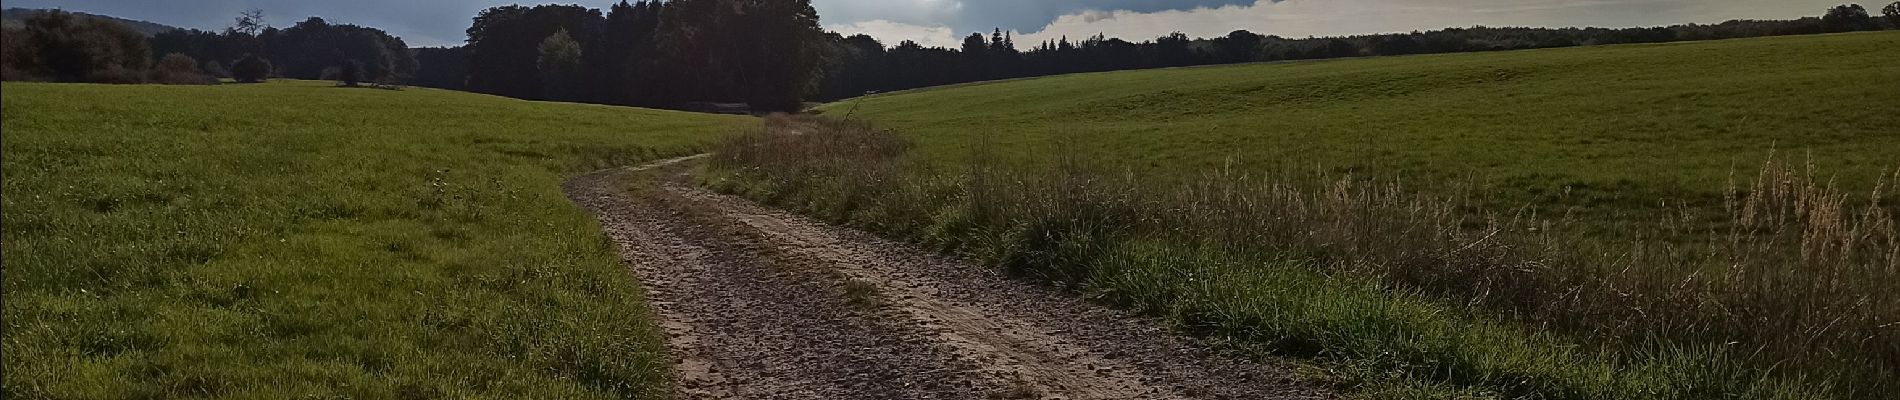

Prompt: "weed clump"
[842,278,882,309]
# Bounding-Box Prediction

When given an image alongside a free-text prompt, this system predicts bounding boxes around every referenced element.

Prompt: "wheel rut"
[563,155,1327,399]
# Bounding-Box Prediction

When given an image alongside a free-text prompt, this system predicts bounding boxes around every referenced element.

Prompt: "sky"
[6,0,1854,48]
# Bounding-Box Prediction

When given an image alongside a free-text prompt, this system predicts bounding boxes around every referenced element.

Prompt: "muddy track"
[563,156,1327,399]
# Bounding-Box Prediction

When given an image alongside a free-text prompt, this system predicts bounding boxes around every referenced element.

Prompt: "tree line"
[149,12,416,83]
[434,0,824,112]
[2,9,414,85]
[811,3,1900,101]
[1,10,187,83]
[4,2,1894,110]
[412,2,1896,110]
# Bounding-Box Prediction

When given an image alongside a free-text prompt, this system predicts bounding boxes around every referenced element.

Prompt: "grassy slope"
[1,81,751,398]
[826,32,1900,220]
[736,32,1900,398]
[706,118,1874,400]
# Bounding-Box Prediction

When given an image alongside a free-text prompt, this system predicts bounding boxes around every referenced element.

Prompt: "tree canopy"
[10,2,1884,109]
[3,10,150,82]
[457,0,826,111]
[148,12,416,83]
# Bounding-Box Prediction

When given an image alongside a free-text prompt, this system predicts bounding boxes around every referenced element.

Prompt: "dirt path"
[564,156,1327,399]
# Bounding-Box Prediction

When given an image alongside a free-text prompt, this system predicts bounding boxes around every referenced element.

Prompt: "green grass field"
[713,32,1900,399]
[827,31,1900,221]
[1,81,749,398]
[6,31,1894,400]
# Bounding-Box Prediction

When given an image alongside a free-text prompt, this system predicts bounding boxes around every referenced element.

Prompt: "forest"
[413,1,1899,108]
[807,3,1897,101]
[1,9,412,85]
[3,1,1895,111]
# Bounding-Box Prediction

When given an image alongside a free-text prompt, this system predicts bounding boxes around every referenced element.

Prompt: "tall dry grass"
[706,115,1898,398]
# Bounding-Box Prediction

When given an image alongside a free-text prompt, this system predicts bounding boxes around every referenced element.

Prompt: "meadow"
[709,32,1900,399]
[827,31,1900,225]
[1,81,749,398]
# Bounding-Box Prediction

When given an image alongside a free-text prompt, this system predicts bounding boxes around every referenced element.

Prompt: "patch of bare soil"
[563,156,1328,399]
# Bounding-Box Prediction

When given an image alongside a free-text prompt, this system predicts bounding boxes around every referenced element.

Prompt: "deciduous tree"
[234,9,267,36]
[538,28,584,100]
[465,4,601,100]
[1823,4,1876,31]
[339,59,365,87]
[150,53,214,84]
[232,54,270,83]
[18,10,150,82]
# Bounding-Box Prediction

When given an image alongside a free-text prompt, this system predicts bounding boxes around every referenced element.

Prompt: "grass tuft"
[842,278,883,309]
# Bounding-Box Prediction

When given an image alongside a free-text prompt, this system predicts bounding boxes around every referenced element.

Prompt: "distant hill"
[2,8,182,36]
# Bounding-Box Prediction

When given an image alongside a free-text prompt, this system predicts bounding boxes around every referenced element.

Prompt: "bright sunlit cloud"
[825,19,964,48]
[1014,0,1854,45]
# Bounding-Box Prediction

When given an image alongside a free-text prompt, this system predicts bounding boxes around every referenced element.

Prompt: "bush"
[0,65,33,81]
[13,10,150,83]
[201,60,230,78]
[232,54,271,83]
[150,53,216,85]
[156,53,196,72]
[1,26,36,81]
[86,65,143,84]
[339,59,365,87]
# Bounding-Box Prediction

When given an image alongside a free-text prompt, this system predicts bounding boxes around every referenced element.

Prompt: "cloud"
[826,19,964,49]
[4,0,1852,49]
[1015,0,1851,45]
[1077,10,1117,24]
[950,0,1255,33]
[809,0,1256,48]
[812,0,1256,40]
[814,0,966,27]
